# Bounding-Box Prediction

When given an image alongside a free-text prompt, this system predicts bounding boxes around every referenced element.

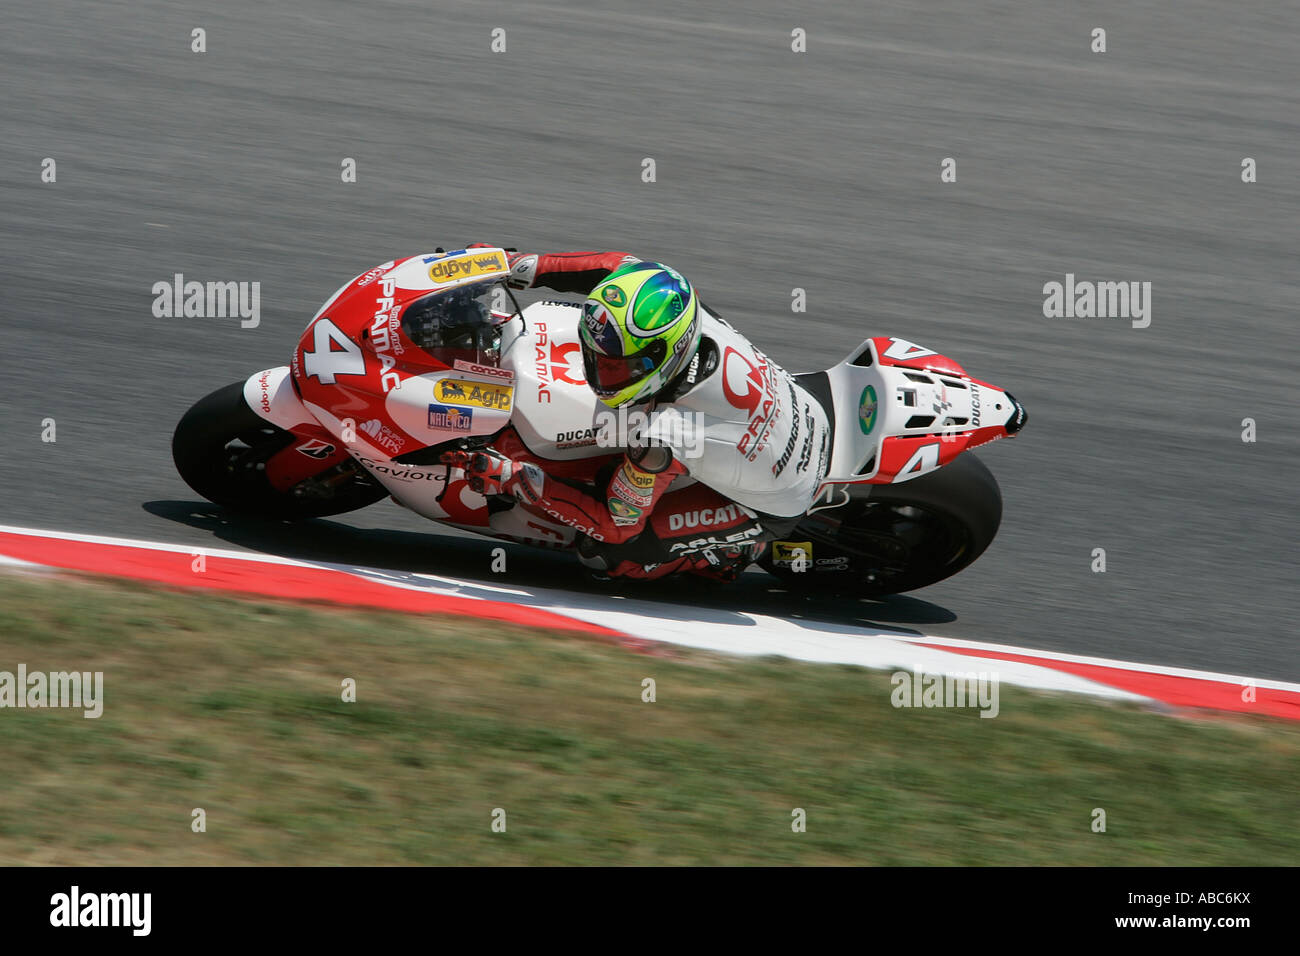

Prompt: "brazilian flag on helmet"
[579,261,702,407]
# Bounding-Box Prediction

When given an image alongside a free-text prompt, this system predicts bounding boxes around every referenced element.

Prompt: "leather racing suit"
[459,249,832,580]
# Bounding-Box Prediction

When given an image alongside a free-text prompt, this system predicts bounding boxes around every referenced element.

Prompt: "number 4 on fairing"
[893,443,940,482]
[882,338,936,361]
[302,319,365,384]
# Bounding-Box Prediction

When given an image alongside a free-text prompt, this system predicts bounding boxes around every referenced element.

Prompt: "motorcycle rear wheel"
[758,451,1003,595]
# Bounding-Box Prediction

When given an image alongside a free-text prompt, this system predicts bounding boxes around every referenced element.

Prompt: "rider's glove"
[440,450,546,502]
[440,450,516,496]
[505,251,539,290]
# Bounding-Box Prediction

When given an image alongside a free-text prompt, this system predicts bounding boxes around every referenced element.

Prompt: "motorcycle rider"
[441,248,832,580]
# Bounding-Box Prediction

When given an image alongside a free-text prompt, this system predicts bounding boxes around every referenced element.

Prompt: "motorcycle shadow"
[142,500,958,633]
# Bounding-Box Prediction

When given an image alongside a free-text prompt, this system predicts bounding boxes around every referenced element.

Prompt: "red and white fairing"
[813,336,1026,499]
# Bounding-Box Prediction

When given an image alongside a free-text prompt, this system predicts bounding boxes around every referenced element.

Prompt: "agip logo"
[772,540,813,567]
[427,251,508,284]
[434,378,513,411]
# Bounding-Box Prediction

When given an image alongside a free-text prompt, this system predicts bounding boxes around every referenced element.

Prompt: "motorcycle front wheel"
[172,381,388,520]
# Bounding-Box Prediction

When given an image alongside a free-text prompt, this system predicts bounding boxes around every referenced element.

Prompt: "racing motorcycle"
[173,247,1027,593]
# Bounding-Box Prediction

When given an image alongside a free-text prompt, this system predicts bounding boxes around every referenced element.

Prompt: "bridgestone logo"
[773,380,801,476]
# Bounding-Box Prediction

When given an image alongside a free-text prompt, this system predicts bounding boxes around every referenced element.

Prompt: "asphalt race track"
[2,1,1297,680]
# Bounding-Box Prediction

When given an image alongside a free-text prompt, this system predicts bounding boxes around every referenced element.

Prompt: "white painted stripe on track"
[889,633,1300,693]
[3,524,1289,703]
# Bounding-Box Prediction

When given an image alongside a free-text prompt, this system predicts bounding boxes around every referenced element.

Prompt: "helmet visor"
[582,338,667,397]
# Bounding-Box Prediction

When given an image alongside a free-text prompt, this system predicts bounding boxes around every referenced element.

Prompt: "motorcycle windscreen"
[399,280,520,369]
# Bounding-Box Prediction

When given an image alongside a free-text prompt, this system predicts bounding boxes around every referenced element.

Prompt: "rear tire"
[759,452,1003,594]
[172,381,388,519]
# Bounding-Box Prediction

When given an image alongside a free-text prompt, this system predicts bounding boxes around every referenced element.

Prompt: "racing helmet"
[578,261,701,407]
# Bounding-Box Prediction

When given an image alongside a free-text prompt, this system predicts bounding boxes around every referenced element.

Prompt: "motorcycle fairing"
[815,337,1023,488]
[498,301,629,462]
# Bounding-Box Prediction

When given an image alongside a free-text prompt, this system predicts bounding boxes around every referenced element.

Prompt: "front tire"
[172,381,388,519]
[760,452,1003,594]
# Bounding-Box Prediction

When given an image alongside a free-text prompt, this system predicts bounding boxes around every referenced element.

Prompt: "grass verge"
[0,569,1296,865]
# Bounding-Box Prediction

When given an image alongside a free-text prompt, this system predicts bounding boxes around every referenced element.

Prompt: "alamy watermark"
[591,406,706,459]
[50,886,150,936]
[0,664,103,718]
[151,273,260,328]
[1042,273,1151,328]
[891,666,1000,718]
